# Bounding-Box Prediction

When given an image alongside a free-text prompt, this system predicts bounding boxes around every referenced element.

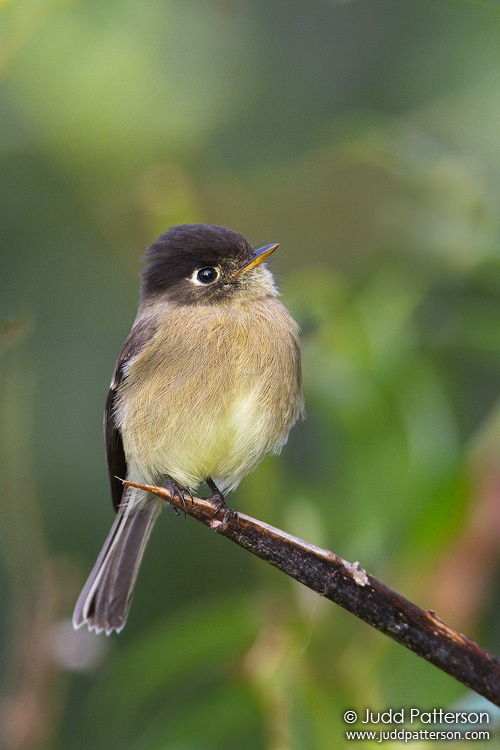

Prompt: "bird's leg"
[163,475,194,516]
[206,478,239,526]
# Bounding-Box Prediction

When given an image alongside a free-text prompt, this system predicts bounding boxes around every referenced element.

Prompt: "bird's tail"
[72,500,161,634]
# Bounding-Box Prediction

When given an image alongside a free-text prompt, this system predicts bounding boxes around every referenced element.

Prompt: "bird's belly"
[116,299,302,494]
[119,380,288,493]
[169,388,273,491]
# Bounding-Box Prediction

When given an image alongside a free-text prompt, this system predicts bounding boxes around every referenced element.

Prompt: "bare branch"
[124,480,500,707]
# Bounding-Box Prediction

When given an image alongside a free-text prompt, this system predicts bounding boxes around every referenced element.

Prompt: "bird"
[72,223,304,634]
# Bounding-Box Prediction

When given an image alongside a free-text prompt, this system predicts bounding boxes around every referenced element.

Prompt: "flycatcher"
[73,224,303,634]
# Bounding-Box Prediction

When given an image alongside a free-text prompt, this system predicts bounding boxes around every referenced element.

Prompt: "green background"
[1,0,500,748]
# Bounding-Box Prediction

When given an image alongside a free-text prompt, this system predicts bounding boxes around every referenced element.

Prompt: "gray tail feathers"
[72,501,161,635]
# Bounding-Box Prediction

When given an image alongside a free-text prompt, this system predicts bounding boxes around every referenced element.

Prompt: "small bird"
[73,224,303,634]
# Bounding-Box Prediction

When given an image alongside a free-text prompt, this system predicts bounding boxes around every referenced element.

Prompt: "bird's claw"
[209,494,239,528]
[164,477,194,516]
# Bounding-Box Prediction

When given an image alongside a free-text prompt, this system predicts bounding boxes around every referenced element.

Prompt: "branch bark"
[124,480,500,707]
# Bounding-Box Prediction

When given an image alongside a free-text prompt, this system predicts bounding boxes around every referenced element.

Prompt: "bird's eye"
[195,266,219,285]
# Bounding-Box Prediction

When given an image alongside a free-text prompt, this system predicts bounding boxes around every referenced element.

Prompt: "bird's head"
[141,224,279,306]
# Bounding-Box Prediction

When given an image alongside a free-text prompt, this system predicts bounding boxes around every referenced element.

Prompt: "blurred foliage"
[2,0,500,748]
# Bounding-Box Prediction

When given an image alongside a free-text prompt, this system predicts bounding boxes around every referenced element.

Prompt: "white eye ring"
[189,266,220,286]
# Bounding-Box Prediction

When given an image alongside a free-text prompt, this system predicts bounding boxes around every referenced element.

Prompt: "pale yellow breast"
[115,297,303,492]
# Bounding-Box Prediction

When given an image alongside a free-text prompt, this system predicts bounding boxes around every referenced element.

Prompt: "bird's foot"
[163,476,194,516]
[206,478,239,527]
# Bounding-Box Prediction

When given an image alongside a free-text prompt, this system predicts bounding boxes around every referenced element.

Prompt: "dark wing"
[104,318,158,512]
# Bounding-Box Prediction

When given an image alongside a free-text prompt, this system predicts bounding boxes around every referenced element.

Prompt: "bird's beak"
[235,243,279,276]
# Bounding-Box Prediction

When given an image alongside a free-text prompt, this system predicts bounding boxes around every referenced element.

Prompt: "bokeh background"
[1,0,500,748]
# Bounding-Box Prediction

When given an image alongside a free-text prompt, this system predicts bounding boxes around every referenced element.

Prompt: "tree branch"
[124,480,500,707]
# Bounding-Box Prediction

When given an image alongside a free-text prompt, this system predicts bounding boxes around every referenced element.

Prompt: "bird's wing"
[105,318,158,512]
